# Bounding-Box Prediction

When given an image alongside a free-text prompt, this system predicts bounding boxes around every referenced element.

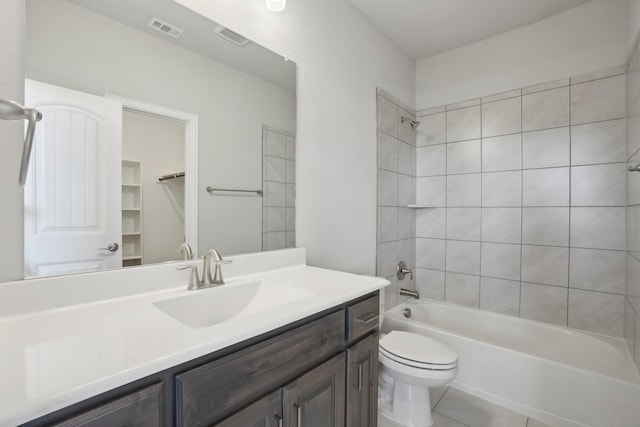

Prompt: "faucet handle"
[177,265,202,290]
[211,260,232,284]
[397,261,413,281]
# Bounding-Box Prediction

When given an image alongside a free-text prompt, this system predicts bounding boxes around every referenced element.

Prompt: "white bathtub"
[381,299,640,427]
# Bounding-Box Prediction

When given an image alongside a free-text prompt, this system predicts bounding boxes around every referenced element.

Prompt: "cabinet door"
[214,390,283,427]
[283,353,346,427]
[176,311,345,426]
[346,333,379,427]
[51,383,163,427]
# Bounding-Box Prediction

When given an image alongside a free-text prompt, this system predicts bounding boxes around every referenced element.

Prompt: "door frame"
[107,94,198,256]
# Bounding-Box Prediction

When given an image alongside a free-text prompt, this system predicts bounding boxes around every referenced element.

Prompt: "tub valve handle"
[397,261,413,281]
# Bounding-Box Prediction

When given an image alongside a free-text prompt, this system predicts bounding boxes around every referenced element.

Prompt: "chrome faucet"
[204,249,232,285]
[176,249,232,290]
[399,288,420,299]
[176,264,202,290]
[177,242,193,260]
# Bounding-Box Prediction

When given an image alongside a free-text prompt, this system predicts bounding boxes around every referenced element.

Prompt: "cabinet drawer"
[52,383,163,427]
[347,294,379,342]
[175,310,345,426]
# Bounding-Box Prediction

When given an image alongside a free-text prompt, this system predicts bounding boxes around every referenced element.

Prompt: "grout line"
[444,110,448,303]
[433,386,450,410]
[519,94,524,317]
[567,83,572,327]
[431,410,471,427]
[423,160,627,178]
[413,265,627,296]
[570,71,627,86]
[478,102,484,308]
[415,236,625,252]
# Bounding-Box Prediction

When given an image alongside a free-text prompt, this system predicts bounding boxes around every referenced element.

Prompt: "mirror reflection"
[24,0,296,278]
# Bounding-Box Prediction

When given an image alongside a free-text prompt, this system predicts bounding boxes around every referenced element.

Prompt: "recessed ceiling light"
[266,0,286,12]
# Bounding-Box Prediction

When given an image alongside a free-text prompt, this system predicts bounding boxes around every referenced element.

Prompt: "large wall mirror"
[24,0,297,278]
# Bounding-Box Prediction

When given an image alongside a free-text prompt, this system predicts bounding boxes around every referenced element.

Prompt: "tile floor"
[378,386,553,427]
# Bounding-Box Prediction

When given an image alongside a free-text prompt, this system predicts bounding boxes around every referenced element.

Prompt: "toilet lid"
[380,331,457,366]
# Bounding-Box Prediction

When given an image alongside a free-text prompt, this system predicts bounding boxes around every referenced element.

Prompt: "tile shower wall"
[376,89,417,310]
[415,69,627,338]
[262,126,295,251]
[626,38,640,372]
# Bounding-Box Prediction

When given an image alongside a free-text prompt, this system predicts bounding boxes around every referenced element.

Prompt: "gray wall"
[625,37,640,372]
[0,0,25,282]
[411,69,627,338]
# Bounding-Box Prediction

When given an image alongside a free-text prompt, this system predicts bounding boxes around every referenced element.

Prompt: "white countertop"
[0,249,388,426]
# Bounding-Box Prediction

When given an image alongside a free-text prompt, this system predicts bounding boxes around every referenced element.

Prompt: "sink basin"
[153,280,314,328]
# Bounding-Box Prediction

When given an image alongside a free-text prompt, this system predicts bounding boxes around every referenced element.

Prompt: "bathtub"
[381,299,640,427]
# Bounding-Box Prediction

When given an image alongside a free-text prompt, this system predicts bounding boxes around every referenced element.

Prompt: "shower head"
[401,115,420,130]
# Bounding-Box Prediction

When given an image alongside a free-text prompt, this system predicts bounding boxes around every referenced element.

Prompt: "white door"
[24,79,122,277]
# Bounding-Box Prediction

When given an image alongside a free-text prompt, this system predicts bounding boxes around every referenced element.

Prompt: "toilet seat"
[379,331,457,370]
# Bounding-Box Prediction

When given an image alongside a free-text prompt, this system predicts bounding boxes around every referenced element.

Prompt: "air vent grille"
[214,25,250,47]
[147,17,184,39]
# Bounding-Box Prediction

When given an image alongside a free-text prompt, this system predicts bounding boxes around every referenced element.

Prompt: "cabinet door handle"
[294,403,302,427]
[275,415,283,427]
[356,362,363,391]
[356,312,378,324]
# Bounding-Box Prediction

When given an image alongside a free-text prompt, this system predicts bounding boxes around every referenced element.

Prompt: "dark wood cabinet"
[214,390,283,427]
[346,333,379,427]
[175,311,345,426]
[283,353,346,427]
[23,292,379,427]
[51,383,163,427]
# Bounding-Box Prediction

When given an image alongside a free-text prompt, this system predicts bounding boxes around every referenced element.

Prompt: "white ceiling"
[70,0,296,91]
[349,0,590,60]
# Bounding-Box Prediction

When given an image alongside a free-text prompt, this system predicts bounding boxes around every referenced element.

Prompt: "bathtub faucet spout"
[399,288,420,299]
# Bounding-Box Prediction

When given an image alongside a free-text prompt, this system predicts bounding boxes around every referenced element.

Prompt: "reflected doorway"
[122,111,185,266]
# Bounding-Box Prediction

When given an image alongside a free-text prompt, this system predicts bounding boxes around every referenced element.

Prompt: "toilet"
[378,330,458,427]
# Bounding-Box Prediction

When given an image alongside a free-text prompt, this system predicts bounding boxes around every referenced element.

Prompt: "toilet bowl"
[378,330,458,427]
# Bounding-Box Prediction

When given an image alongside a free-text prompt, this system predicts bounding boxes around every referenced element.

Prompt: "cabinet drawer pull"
[356,312,378,324]
[295,403,302,427]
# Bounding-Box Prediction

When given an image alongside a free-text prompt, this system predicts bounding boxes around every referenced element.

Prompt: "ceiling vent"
[147,17,184,39]
[214,25,250,47]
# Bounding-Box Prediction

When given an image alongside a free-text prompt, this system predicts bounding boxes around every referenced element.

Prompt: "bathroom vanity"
[0,249,387,426]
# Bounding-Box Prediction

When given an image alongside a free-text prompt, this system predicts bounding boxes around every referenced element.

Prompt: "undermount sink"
[153,280,314,328]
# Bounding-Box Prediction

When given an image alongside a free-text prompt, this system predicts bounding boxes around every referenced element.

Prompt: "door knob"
[99,242,119,252]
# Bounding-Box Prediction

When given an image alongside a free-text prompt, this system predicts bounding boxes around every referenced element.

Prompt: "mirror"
[24,0,296,278]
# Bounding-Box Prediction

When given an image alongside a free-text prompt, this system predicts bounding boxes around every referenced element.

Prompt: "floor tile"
[434,388,528,427]
[432,411,469,427]
[378,412,406,427]
[378,410,468,427]
[430,385,449,409]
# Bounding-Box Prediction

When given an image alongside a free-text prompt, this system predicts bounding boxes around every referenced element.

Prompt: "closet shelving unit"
[121,160,143,267]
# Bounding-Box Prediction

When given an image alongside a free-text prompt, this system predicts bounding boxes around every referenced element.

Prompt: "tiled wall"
[262,126,295,250]
[626,38,640,371]
[414,69,627,338]
[376,89,417,310]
